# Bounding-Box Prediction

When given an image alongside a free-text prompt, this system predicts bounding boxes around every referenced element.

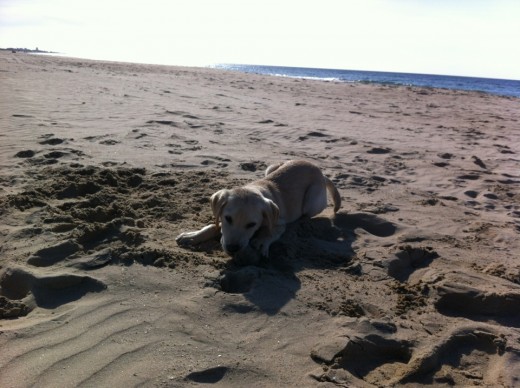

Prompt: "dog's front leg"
[251,223,286,257]
[176,224,220,246]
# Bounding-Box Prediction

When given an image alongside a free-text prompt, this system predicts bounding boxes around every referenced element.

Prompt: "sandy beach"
[1,52,520,387]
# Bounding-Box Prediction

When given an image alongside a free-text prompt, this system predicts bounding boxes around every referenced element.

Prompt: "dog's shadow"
[219,211,397,315]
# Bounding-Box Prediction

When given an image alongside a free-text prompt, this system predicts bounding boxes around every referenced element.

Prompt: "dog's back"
[256,160,341,222]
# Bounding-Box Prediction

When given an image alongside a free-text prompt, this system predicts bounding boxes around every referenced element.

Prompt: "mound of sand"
[1,52,519,387]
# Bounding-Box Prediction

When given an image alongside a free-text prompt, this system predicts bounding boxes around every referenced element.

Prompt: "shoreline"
[13,50,520,97]
[215,63,520,98]
[1,51,519,387]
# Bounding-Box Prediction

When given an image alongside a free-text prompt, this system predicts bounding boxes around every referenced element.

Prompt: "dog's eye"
[225,216,233,225]
[245,222,256,229]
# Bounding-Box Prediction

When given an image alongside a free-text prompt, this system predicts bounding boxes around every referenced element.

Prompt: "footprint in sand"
[12,114,34,118]
[457,173,481,181]
[44,151,67,159]
[310,317,520,386]
[14,150,35,158]
[199,155,230,168]
[17,134,85,165]
[367,147,392,154]
[27,240,81,267]
[438,152,454,159]
[146,120,180,127]
[38,134,64,144]
[385,245,439,282]
[495,144,515,154]
[388,325,516,386]
[464,190,479,198]
[298,131,330,141]
[99,139,120,145]
[257,119,287,126]
[310,320,413,386]
[183,365,264,385]
[315,335,413,384]
[239,161,267,172]
[185,366,229,384]
[84,134,109,142]
[39,138,65,145]
[433,271,520,327]
[0,266,106,313]
[471,155,487,169]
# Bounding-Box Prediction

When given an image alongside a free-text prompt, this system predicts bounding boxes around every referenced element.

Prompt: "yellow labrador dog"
[176,160,341,257]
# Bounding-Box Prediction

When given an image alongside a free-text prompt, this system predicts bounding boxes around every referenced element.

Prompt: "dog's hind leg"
[301,182,328,217]
[265,162,285,176]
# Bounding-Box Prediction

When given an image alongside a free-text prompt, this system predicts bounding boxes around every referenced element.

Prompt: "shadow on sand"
[219,211,398,315]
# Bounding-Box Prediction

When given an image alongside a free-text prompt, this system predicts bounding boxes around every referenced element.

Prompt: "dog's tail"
[325,177,341,213]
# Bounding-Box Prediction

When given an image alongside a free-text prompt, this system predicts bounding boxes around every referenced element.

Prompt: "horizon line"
[3,47,519,82]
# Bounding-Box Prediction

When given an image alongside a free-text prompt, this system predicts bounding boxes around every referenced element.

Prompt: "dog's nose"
[225,244,241,254]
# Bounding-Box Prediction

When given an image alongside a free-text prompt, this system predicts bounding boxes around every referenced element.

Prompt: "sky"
[1,0,520,80]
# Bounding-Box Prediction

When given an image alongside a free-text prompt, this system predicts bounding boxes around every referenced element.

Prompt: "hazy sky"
[1,0,519,79]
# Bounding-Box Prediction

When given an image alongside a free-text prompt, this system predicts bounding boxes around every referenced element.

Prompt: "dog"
[176,160,341,257]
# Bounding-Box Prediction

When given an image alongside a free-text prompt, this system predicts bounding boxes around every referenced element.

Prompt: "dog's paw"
[176,225,221,248]
[250,238,271,257]
[175,232,197,246]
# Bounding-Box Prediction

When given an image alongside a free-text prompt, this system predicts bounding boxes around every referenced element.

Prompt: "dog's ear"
[210,189,229,228]
[262,198,279,233]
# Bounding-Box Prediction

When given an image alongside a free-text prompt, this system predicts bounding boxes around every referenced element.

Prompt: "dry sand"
[1,52,520,387]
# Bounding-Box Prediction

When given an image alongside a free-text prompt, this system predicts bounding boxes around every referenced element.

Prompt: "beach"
[1,51,519,387]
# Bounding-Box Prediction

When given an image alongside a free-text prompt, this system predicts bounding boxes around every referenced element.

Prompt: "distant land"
[1,47,59,54]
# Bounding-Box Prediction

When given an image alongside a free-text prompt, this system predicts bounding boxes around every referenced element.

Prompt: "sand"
[1,51,519,387]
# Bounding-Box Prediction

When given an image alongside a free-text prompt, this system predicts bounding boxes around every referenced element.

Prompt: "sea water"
[214,64,520,99]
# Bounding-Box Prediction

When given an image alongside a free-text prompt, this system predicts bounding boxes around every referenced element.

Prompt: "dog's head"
[211,187,279,255]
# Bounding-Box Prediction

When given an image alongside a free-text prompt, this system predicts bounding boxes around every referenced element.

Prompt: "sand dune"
[1,52,519,387]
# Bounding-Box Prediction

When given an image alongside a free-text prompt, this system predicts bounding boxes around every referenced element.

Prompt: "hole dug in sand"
[219,266,262,294]
[0,267,106,316]
[219,266,301,316]
[212,211,401,318]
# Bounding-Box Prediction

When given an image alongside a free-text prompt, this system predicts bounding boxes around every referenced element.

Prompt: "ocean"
[214,64,520,99]
[27,51,520,98]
